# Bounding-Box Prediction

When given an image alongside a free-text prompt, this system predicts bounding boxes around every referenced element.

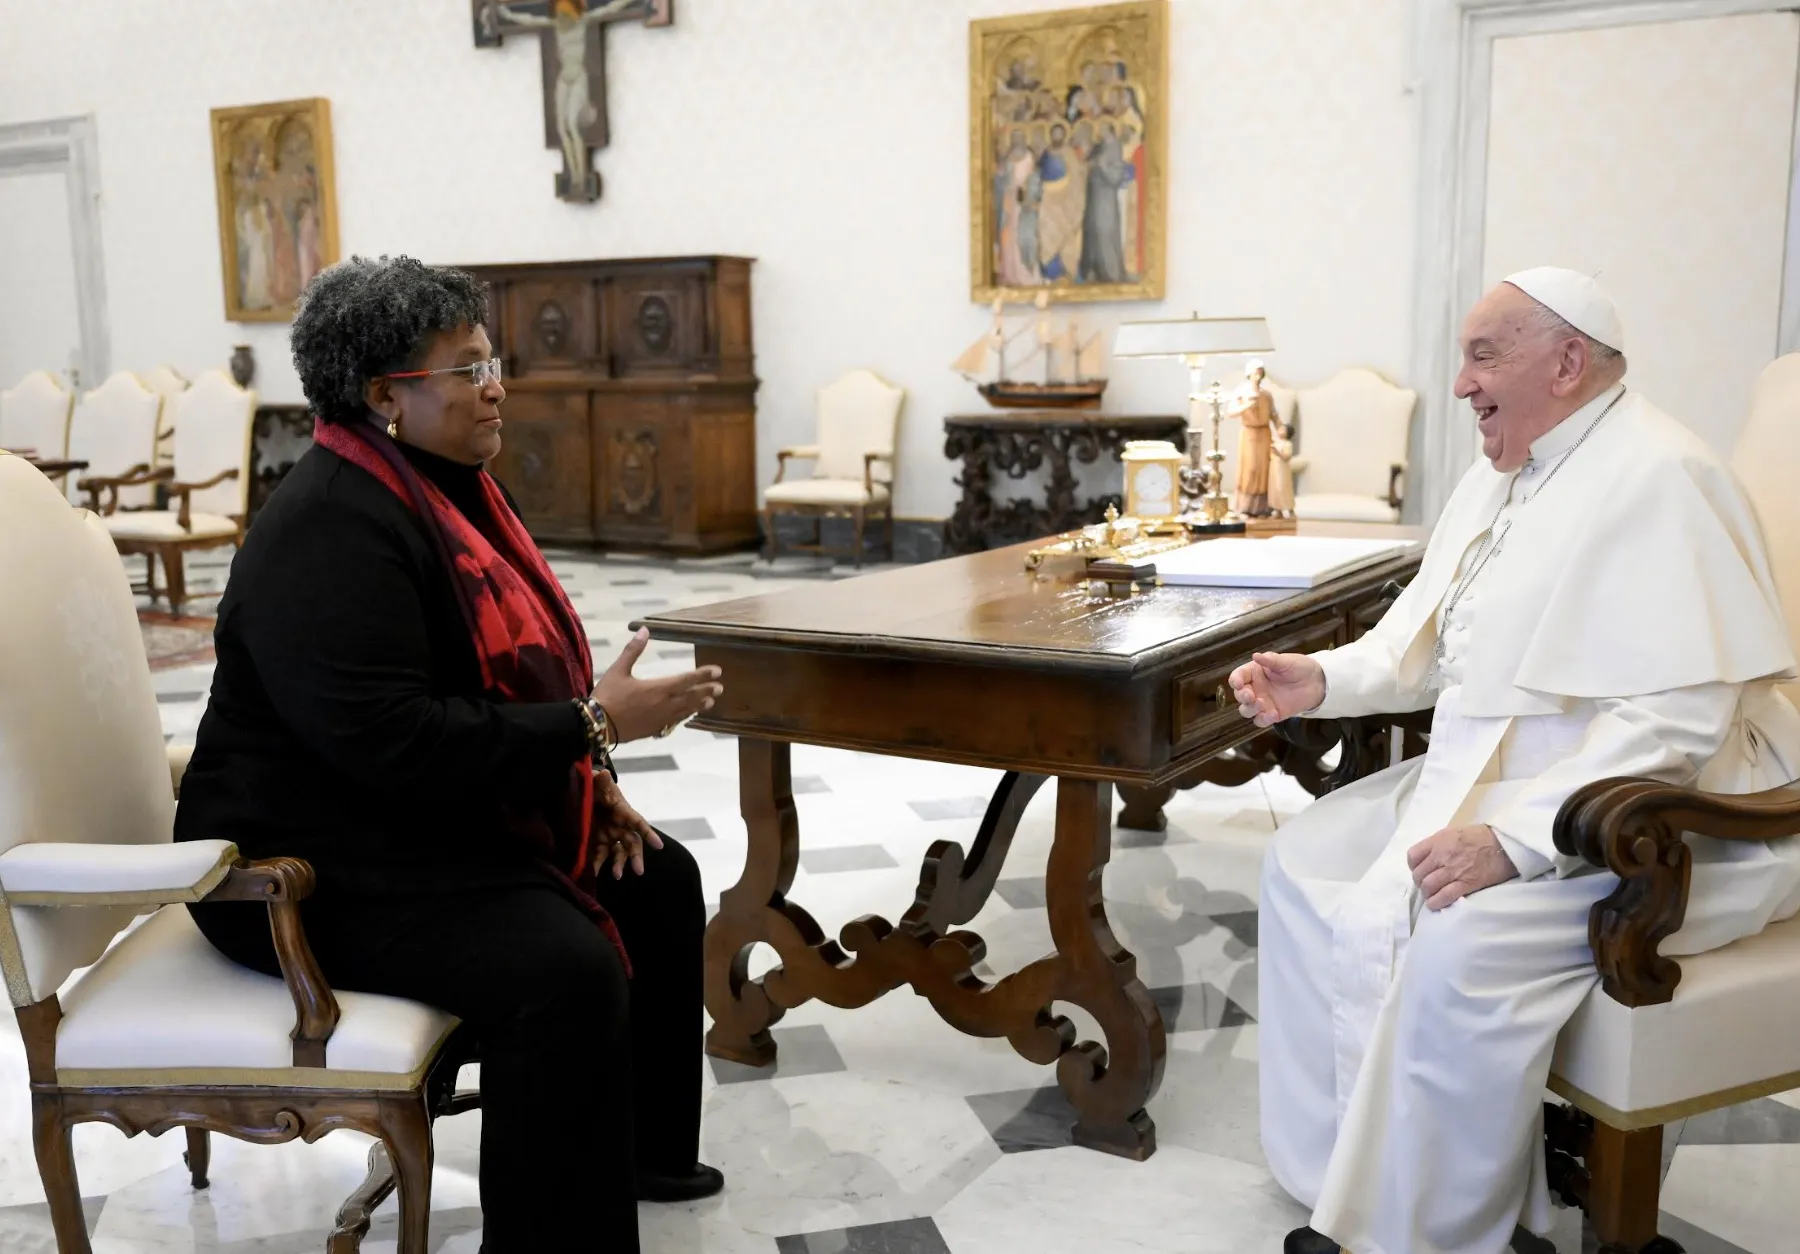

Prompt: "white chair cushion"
[1293,493,1400,524]
[814,370,904,482]
[103,510,240,542]
[1294,368,1417,499]
[55,906,459,1089]
[0,839,235,904]
[764,479,889,506]
[1551,913,1800,1124]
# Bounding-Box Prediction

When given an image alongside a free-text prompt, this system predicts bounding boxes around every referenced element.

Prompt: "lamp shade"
[1111,316,1273,359]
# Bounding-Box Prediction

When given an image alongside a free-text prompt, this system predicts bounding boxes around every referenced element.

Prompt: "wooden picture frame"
[209,97,340,323]
[970,0,1168,305]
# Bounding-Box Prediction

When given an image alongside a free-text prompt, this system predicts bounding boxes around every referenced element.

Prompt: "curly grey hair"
[290,255,489,425]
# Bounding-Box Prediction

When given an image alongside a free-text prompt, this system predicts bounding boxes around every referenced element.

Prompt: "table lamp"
[1111,315,1273,526]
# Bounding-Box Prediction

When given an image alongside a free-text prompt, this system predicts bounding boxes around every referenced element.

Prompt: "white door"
[0,171,83,394]
[1482,12,1800,453]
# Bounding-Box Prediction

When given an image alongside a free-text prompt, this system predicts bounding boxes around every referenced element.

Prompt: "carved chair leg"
[183,1126,210,1189]
[378,1096,435,1254]
[327,1139,397,1254]
[163,546,188,617]
[31,1095,92,1254]
[1588,1121,1667,1254]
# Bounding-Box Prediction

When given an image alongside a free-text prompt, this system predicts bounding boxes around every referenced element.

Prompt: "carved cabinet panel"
[467,255,759,554]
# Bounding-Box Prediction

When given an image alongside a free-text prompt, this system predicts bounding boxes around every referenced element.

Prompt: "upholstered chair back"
[815,369,905,483]
[171,370,257,517]
[1731,353,1800,704]
[1293,368,1417,497]
[0,455,175,1005]
[0,371,74,460]
[65,372,162,507]
[137,365,187,466]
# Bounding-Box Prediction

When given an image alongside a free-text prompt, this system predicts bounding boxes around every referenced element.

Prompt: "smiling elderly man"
[1231,268,1800,1254]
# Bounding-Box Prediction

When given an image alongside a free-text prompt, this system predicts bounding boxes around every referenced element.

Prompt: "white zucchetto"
[1502,266,1625,354]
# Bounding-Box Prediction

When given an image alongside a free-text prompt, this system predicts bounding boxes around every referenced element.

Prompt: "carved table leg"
[1046,778,1166,1159]
[904,771,1046,935]
[183,1126,210,1189]
[1115,783,1177,833]
[1116,733,1289,832]
[327,1140,396,1254]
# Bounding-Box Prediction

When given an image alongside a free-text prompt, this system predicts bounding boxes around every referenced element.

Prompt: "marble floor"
[4,547,1798,1252]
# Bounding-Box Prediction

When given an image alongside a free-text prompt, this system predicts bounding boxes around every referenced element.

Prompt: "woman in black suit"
[177,255,723,1253]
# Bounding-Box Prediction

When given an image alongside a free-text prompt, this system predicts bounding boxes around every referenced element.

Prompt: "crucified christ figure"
[487,0,643,197]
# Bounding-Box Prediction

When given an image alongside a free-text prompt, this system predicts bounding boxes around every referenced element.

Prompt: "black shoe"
[1284,1227,1341,1254]
[636,1162,725,1202]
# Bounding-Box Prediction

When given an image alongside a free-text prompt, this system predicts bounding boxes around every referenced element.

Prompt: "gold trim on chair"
[1550,1066,1800,1133]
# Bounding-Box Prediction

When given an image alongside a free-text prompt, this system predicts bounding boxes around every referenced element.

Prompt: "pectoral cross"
[471,0,673,204]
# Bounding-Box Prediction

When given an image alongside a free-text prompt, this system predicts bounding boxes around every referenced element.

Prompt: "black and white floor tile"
[4,548,1797,1251]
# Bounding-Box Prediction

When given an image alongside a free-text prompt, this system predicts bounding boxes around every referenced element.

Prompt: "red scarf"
[313,418,628,973]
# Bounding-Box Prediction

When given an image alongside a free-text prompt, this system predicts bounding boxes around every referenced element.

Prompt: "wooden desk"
[643,524,1423,1159]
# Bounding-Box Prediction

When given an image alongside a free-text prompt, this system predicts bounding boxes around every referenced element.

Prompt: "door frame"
[0,115,110,389]
[1409,0,1800,522]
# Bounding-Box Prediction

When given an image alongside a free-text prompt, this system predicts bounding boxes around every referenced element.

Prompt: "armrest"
[1552,777,1800,1008]
[168,743,194,799]
[1388,461,1407,510]
[0,839,237,907]
[166,468,239,528]
[864,449,894,490]
[773,445,820,485]
[77,464,166,514]
[200,856,339,1066]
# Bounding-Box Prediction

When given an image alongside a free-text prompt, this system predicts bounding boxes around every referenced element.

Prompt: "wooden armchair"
[762,368,904,566]
[1289,367,1417,524]
[0,371,76,483]
[1276,355,1800,1254]
[0,451,475,1254]
[98,369,255,615]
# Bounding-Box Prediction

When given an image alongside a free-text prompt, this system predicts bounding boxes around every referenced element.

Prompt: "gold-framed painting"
[209,97,341,323]
[970,0,1167,305]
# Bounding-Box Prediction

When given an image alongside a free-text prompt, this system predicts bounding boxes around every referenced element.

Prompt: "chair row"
[0,368,258,615]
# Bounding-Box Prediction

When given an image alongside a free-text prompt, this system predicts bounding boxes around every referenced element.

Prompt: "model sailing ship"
[952,293,1109,409]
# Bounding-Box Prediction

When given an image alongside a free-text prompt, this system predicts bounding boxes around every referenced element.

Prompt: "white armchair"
[1290,367,1418,523]
[67,371,164,511]
[0,371,75,481]
[763,368,905,566]
[134,364,188,509]
[0,450,468,1254]
[103,369,256,615]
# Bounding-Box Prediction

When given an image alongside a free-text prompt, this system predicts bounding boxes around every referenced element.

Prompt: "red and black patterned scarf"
[313,417,628,972]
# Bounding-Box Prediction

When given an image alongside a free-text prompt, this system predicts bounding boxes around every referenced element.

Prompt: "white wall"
[0,170,81,393]
[1483,11,1799,454]
[0,0,1418,518]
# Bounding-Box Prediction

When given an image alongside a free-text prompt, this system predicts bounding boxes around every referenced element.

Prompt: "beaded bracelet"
[573,696,616,767]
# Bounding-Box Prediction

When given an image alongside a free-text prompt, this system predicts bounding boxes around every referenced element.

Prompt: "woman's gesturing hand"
[592,628,724,743]
[591,768,663,880]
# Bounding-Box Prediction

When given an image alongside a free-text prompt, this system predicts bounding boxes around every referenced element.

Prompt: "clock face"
[1133,463,1175,516]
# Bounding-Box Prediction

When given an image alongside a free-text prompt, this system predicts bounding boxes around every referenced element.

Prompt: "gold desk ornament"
[1023,504,1191,571]
[1121,439,1184,524]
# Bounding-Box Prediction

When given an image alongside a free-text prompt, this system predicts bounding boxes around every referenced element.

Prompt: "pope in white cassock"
[1231,268,1800,1254]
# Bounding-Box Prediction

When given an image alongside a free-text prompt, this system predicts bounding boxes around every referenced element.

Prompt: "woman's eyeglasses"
[384,358,504,388]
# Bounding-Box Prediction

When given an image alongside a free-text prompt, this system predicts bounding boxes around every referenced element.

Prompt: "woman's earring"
[386,417,400,440]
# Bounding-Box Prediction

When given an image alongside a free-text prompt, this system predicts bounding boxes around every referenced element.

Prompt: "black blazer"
[174,442,589,902]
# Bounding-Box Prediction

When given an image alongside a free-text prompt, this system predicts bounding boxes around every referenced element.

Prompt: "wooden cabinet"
[466,255,759,553]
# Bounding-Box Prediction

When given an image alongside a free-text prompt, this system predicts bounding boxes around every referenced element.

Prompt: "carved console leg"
[1045,778,1166,1159]
[31,1095,92,1254]
[183,1126,210,1189]
[378,1096,434,1254]
[704,737,800,1067]
[1587,1122,1674,1254]
[327,1140,397,1254]
[1115,783,1176,833]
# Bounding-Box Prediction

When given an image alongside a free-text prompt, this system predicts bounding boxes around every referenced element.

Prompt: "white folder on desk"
[1155,535,1412,589]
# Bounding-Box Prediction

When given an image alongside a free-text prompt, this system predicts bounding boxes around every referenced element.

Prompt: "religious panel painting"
[970,1,1167,304]
[209,97,340,323]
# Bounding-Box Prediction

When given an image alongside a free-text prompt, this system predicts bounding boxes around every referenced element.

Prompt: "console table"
[942,412,1185,555]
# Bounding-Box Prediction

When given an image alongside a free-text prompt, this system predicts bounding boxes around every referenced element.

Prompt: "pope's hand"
[1228,652,1325,728]
[1406,824,1518,911]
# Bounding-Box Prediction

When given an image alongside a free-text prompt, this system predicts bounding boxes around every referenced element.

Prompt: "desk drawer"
[1170,613,1341,753]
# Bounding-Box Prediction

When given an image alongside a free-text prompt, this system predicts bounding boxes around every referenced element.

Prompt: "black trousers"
[190,836,704,1254]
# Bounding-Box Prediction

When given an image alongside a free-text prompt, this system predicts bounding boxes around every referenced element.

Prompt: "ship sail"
[952,333,993,378]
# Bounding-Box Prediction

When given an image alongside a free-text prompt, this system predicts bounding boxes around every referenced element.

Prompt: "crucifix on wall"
[472,0,672,204]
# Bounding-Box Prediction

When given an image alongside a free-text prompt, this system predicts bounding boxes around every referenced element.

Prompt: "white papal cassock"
[1259,384,1800,1254]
